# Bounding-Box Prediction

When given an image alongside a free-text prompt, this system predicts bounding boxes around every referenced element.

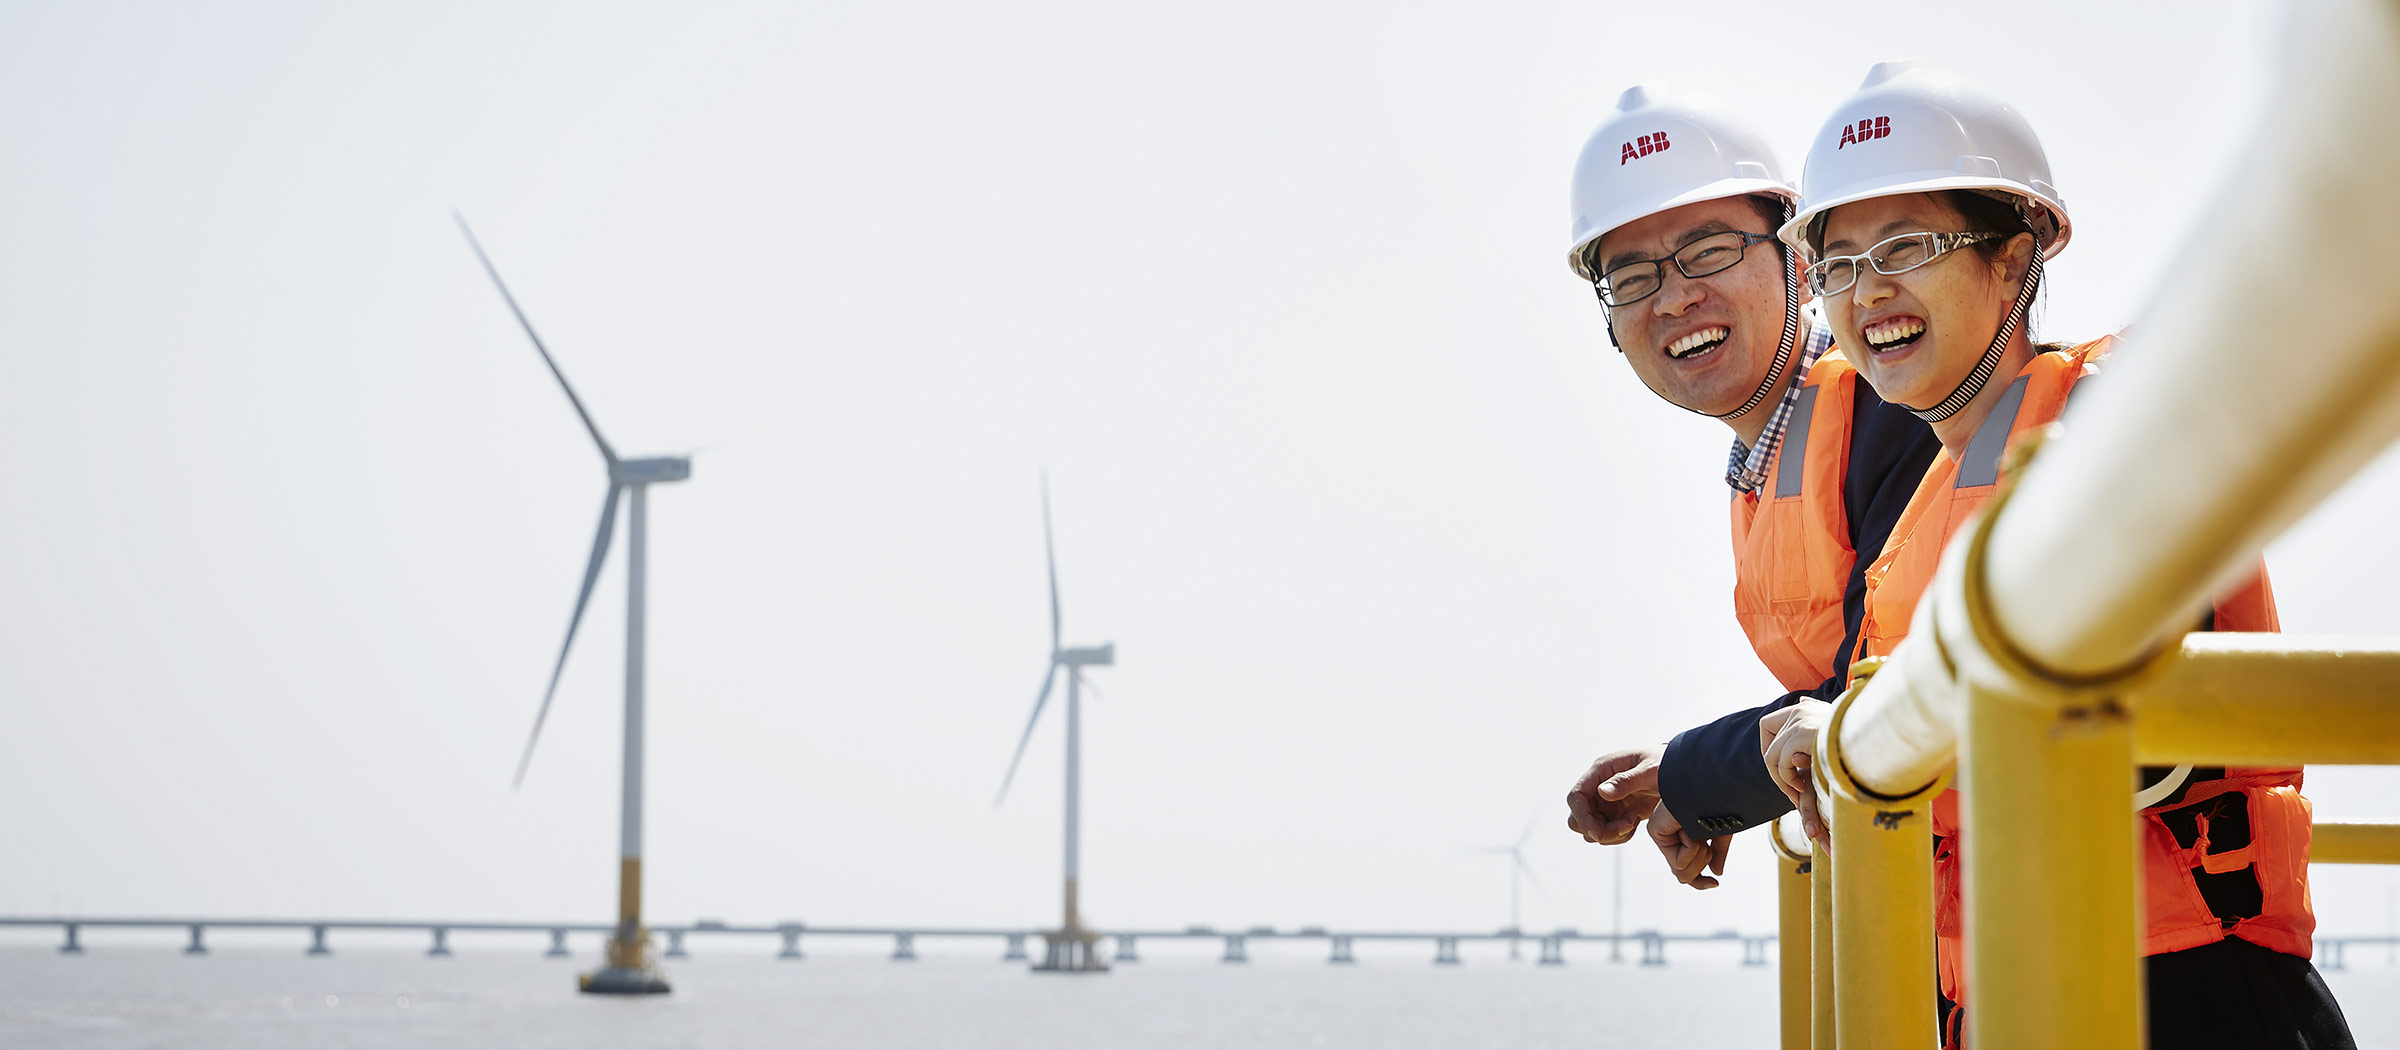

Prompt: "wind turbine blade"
[1516,854,1551,903]
[1517,809,1543,850]
[993,662,1060,807]
[453,211,619,465]
[1041,471,1061,652]
[1076,669,1104,703]
[513,483,623,788]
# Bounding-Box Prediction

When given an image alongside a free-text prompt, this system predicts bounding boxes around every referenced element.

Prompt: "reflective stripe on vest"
[1773,385,1819,499]
[1955,375,2028,489]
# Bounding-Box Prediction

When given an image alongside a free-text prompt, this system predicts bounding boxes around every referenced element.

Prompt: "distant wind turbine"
[994,473,1115,973]
[1472,812,1548,961]
[458,213,682,997]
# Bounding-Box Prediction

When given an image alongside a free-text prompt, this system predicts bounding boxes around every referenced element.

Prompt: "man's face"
[1592,197,1791,418]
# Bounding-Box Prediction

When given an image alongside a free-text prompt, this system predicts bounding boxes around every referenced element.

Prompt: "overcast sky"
[3,0,2396,950]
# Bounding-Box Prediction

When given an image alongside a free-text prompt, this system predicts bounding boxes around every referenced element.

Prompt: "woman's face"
[1817,192,2035,410]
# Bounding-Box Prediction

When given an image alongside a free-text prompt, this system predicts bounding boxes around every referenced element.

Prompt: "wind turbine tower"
[995,474,1114,973]
[1474,814,1545,961]
[459,214,683,996]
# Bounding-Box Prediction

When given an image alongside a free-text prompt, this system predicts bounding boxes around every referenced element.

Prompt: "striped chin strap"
[1697,249,1803,422]
[1900,252,2044,423]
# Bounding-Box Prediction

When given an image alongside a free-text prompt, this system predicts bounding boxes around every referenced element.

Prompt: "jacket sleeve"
[1656,386,1942,837]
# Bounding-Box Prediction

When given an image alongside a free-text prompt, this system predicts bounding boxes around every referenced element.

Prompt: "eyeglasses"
[1591,230,1778,308]
[1803,231,2000,298]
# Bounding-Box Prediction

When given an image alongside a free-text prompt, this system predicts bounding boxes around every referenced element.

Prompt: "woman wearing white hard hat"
[1560,85,1943,900]
[1757,61,2349,1050]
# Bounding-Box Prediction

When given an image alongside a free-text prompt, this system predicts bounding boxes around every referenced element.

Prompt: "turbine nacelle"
[612,457,693,485]
[1056,644,1115,668]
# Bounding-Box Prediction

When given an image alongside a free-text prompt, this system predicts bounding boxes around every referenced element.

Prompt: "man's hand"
[1758,700,1833,852]
[1565,746,1664,845]
[1646,800,1731,890]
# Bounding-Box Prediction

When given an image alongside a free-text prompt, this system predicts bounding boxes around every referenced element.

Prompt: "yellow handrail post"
[1811,842,1835,1050]
[1963,679,2145,1050]
[1818,680,1940,1048]
[1768,815,1814,1050]
[1950,503,2149,1050]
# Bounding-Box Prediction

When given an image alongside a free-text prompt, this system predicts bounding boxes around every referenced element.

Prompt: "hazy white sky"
[3,0,2396,950]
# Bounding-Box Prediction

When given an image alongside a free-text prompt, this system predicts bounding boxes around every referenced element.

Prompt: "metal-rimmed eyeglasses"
[1591,230,1778,308]
[1804,231,2001,298]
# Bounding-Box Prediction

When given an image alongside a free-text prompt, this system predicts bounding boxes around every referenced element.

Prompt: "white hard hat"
[1567,85,1798,282]
[1780,61,2071,259]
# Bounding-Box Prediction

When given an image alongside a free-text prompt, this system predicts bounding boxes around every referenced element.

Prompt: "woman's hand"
[1758,700,1834,852]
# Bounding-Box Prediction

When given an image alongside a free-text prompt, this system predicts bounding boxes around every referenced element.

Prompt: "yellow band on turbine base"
[606,857,649,969]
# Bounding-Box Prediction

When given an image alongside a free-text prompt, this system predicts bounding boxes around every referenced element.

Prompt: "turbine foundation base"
[579,965,672,995]
[1031,929,1109,973]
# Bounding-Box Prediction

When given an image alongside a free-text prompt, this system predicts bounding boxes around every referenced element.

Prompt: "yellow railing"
[1770,813,2400,1050]
[1762,0,2400,1045]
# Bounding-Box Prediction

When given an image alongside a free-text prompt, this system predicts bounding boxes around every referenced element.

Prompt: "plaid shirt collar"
[1725,322,1834,494]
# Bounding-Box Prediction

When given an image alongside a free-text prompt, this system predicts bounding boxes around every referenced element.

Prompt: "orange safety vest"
[1730,351,1861,691]
[1851,338,2316,1010]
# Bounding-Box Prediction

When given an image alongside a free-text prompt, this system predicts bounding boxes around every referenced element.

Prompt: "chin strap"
[1900,252,2044,423]
[1699,248,1803,421]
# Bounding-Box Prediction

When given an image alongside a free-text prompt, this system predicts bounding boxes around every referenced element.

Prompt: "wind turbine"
[994,473,1114,973]
[1473,813,1547,961]
[458,214,683,996]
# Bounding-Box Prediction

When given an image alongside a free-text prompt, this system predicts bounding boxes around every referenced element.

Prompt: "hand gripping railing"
[1793,0,2400,1047]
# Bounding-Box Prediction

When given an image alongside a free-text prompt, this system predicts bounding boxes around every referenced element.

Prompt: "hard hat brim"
[1568,178,1799,282]
[1777,172,2072,261]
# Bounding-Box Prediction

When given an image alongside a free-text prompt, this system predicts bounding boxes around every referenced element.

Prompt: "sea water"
[2,939,2394,1049]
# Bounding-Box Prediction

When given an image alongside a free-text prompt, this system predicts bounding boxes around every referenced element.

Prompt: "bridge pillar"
[307,925,331,957]
[777,929,803,960]
[1538,936,1564,966]
[1221,934,1248,964]
[892,933,916,961]
[427,927,452,958]
[1609,932,1623,964]
[663,930,688,959]
[1113,934,1139,963]
[1328,935,1354,964]
[1433,936,1460,965]
[59,923,83,956]
[1741,937,1767,966]
[1640,933,1666,966]
[2324,940,2347,971]
[184,924,207,957]
[545,929,571,958]
[1002,933,1027,961]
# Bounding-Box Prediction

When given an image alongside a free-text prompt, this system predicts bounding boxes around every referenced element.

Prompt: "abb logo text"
[1619,132,1670,165]
[1837,116,1892,149]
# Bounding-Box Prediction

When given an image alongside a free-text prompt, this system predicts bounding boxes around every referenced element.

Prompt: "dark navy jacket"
[1657,379,1942,836]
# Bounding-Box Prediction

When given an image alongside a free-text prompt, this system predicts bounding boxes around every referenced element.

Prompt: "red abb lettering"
[1837,116,1892,149]
[1618,131,1672,165]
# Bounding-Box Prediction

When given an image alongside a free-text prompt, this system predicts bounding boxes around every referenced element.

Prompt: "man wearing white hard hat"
[1559,84,1941,890]
[1753,61,2349,1050]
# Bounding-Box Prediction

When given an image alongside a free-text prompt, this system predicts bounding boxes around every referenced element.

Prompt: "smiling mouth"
[1863,316,1927,354]
[1666,326,1729,360]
